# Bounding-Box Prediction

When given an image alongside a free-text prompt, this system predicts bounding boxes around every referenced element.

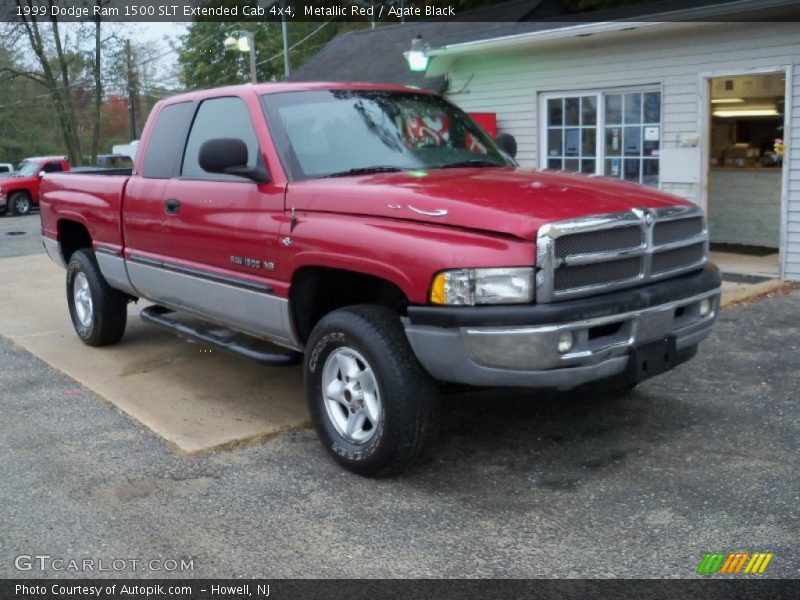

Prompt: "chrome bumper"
[404,289,719,389]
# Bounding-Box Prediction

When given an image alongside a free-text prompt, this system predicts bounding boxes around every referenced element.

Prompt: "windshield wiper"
[439,159,505,169]
[322,166,404,178]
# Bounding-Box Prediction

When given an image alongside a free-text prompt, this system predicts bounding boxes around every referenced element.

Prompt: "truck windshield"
[16,161,40,177]
[261,90,512,180]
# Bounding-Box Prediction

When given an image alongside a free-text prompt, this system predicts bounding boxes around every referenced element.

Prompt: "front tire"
[7,192,31,216]
[66,249,128,346]
[304,305,441,477]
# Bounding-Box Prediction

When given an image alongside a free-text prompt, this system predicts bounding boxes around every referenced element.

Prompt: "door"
[704,72,785,276]
[139,95,293,346]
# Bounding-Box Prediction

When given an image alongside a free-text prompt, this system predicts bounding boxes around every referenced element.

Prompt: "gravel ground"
[0,220,797,579]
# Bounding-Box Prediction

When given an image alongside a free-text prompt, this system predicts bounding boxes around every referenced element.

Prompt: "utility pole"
[246,31,257,84]
[124,40,138,140]
[281,0,291,79]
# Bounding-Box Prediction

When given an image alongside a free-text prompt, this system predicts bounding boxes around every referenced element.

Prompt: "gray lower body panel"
[126,261,300,351]
[42,236,66,269]
[95,252,138,297]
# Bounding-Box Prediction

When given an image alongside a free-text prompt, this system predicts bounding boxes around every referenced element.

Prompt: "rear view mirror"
[198,138,269,183]
[38,170,46,178]
[494,133,517,159]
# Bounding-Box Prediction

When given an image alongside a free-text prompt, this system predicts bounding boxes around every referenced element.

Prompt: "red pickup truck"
[1,156,69,216]
[40,83,721,476]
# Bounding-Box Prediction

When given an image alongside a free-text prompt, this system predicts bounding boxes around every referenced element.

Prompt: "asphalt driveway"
[0,213,797,578]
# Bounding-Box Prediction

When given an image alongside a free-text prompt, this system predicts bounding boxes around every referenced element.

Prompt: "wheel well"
[58,220,92,263]
[290,267,409,343]
[7,189,31,200]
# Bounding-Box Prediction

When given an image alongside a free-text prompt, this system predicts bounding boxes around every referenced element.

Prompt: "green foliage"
[178,19,362,89]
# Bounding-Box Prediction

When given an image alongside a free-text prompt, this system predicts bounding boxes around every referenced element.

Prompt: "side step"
[140,305,302,367]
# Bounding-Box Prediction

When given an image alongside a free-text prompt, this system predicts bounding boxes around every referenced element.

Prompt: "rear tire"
[7,192,31,216]
[304,305,441,477]
[66,249,128,346]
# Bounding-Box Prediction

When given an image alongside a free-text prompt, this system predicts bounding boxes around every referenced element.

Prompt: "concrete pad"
[0,253,308,454]
[720,278,793,308]
[710,250,779,279]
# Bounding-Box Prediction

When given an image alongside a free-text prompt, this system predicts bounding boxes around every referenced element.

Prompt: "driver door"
[155,95,292,346]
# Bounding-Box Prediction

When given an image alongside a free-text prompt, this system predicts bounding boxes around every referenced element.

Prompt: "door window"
[182,97,261,180]
[42,162,64,173]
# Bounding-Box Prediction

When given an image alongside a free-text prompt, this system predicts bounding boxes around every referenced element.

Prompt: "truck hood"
[287,167,693,241]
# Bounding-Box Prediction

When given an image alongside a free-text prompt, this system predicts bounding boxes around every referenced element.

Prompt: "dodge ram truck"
[40,83,721,476]
[1,155,69,215]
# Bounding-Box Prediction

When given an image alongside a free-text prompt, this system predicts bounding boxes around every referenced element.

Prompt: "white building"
[426,16,799,280]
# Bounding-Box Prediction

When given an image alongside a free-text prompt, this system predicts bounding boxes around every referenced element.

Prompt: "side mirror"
[198,138,269,183]
[494,132,517,159]
[38,170,46,178]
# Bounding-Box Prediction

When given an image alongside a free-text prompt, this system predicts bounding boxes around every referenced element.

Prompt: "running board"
[140,305,302,367]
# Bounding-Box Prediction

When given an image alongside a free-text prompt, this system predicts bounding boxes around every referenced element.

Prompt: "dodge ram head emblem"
[408,205,448,217]
[386,204,448,217]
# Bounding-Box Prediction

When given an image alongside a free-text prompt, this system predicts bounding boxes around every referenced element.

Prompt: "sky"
[130,22,188,74]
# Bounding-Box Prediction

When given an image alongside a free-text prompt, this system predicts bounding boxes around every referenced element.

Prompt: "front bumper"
[404,265,721,389]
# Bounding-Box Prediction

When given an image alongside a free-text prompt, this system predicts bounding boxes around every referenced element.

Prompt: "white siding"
[443,22,800,280]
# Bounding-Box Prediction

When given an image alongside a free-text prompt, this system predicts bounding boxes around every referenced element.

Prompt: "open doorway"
[705,71,786,282]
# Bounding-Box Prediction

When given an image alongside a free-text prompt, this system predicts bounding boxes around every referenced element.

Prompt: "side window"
[141,101,195,179]
[43,162,64,173]
[182,97,260,180]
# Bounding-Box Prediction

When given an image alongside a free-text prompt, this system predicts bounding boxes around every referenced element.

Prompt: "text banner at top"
[3,0,800,23]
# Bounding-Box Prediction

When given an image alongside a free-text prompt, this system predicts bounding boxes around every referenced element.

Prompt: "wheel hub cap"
[73,272,93,328]
[321,347,381,444]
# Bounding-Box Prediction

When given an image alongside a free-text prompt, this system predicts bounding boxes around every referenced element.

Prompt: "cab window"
[181,97,261,180]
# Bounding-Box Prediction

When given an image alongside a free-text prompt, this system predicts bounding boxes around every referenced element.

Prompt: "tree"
[178,19,351,89]
[4,3,84,164]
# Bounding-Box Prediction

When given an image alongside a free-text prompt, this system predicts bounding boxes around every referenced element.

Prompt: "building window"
[541,89,661,187]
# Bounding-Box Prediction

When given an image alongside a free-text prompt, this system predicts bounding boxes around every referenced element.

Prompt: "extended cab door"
[128,95,295,348]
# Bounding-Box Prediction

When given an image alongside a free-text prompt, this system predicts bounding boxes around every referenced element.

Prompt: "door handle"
[164,198,181,215]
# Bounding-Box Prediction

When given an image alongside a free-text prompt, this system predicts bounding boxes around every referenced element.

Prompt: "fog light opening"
[699,298,713,317]
[557,331,574,354]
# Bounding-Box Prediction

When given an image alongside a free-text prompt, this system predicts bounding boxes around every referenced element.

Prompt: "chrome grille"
[536,205,708,302]
[653,217,704,245]
[652,243,705,275]
[554,257,643,290]
[555,226,644,258]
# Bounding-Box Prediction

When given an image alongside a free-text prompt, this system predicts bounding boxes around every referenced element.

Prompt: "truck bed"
[40,171,131,252]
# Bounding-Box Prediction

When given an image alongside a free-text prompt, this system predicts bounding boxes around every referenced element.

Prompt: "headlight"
[430,267,535,305]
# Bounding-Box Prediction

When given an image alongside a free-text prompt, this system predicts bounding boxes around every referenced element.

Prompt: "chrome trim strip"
[536,205,709,303]
[561,245,646,266]
[652,233,708,252]
[95,245,121,257]
[129,254,273,294]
